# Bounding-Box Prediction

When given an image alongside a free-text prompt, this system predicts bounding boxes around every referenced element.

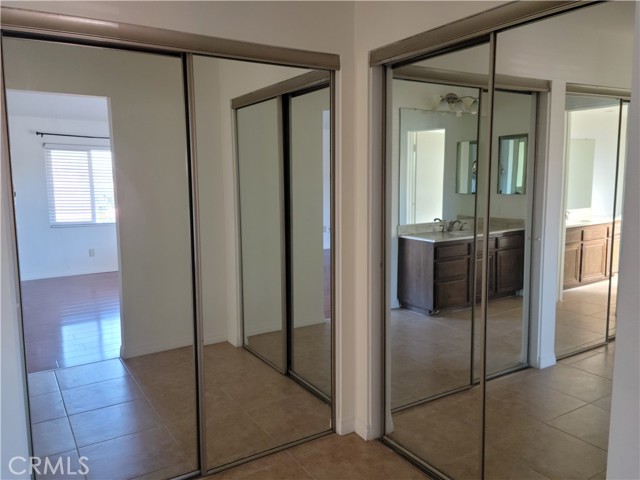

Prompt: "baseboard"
[203,335,227,346]
[295,316,329,328]
[335,416,356,435]
[244,322,281,337]
[120,337,193,359]
[355,418,379,440]
[21,268,118,282]
[536,352,557,369]
[246,317,327,337]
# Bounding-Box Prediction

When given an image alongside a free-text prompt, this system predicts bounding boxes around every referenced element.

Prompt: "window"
[45,144,116,226]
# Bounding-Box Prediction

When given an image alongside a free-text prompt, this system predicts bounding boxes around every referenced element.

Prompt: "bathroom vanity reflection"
[398,229,524,315]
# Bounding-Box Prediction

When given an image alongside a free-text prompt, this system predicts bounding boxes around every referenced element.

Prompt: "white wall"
[7,112,118,280]
[3,38,195,360]
[236,99,284,344]
[567,107,620,218]
[291,87,330,328]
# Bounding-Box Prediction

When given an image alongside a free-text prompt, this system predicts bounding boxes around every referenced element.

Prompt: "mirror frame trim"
[0,6,341,71]
[369,1,598,67]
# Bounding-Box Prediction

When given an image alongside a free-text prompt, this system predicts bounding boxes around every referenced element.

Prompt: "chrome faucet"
[434,218,446,232]
[448,220,462,232]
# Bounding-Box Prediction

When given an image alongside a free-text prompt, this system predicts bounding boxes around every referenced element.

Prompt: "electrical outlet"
[89,249,95,257]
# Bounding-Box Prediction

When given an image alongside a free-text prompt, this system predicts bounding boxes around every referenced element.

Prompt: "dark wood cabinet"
[563,223,614,289]
[496,247,524,294]
[398,229,524,315]
[398,237,471,315]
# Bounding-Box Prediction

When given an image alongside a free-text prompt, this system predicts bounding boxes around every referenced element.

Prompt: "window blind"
[44,144,115,226]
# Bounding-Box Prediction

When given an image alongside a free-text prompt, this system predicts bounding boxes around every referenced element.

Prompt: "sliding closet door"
[385,40,491,479]
[236,98,286,372]
[289,86,332,399]
[3,37,197,479]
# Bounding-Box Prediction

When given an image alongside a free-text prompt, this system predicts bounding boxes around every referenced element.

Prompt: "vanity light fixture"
[435,92,479,116]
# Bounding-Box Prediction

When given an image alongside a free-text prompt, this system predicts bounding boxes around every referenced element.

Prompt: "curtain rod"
[36,131,110,140]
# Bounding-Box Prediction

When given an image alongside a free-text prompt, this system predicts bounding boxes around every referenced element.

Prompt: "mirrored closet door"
[386,40,491,480]
[380,1,634,479]
[1,10,337,479]
[3,37,199,479]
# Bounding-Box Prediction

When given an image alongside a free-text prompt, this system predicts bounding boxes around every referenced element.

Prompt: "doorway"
[6,90,121,374]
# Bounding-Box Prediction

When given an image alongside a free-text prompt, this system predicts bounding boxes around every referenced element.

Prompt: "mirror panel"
[387,42,490,479]
[560,95,621,356]
[237,97,286,371]
[483,3,634,478]
[4,37,198,478]
[482,91,535,379]
[192,56,332,471]
[609,101,629,338]
[290,86,332,398]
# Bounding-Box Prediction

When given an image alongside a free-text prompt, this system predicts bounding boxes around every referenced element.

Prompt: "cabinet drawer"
[436,243,469,259]
[435,278,469,309]
[583,224,608,241]
[435,258,468,281]
[565,227,582,244]
[497,233,524,249]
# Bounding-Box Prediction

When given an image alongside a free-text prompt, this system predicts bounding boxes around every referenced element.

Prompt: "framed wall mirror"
[456,140,477,194]
[497,134,527,195]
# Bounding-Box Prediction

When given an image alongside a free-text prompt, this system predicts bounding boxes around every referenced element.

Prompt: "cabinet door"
[398,238,432,312]
[475,253,495,298]
[581,239,608,283]
[496,248,524,294]
[563,242,581,289]
[435,278,470,309]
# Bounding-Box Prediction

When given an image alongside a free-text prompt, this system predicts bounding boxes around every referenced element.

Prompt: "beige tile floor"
[27,342,615,480]
[389,342,615,480]
[27,342,331,479]
[210,433,428,480]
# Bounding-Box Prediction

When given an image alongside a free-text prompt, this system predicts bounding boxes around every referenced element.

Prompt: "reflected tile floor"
[389,342,615,480]
[392,277,617,409]
[556,278,617,357]
[391,295,526,409]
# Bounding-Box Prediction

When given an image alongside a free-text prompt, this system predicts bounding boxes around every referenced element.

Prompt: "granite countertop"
[400,227,524,244]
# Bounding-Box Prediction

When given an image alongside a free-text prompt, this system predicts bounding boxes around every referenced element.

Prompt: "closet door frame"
[1,7,338,478]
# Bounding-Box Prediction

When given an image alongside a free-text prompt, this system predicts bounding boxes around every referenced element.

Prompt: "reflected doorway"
[6,90,122,374]
[557,96,628,357]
